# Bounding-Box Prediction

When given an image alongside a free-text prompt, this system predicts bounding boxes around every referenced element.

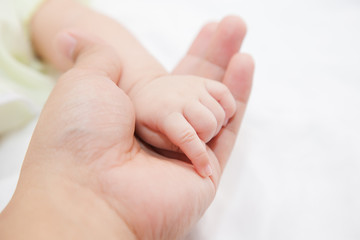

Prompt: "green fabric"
[0,0,54,134]
[0,0,89,134]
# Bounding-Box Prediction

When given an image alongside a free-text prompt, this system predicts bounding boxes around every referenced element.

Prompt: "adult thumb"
[57,30,122,84]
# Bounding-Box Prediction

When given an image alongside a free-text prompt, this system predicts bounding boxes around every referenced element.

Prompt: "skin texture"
[0,1,254,239]
[130,74,236,176]
[30,0,242,176]
[0,18,253,239]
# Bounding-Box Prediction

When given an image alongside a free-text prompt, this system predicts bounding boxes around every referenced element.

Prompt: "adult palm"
[22,16,253,240]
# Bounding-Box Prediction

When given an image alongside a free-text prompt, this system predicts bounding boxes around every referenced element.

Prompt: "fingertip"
[200,164,213,178]
[202,21,218,34]
[194,142,213,177]
[56,31,77,60]
[220,15,247,38]
[53,31,79,72]
[188,21,218,56]
[205,80,236,127]
[193,151,213,178]
[58,30,122,84]
[184,101,218,143]
[205,15,247,69]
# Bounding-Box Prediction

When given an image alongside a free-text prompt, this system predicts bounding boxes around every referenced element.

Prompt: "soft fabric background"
[1,0,359,239]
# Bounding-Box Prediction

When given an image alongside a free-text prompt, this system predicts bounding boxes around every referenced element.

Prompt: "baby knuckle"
[178,129,197,145]
[192,149,208,161]
[197,119,217,143]
[211,81,227,92]
[222,85,233,97]
[207,115,218,131]
[217,108,226,123]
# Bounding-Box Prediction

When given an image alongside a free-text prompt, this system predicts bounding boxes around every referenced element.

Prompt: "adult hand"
[0,17,253,240]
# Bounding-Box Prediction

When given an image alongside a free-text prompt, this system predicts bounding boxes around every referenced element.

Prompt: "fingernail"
[58,32,77,59]
[203,164,213,177]
[65,33,77,59]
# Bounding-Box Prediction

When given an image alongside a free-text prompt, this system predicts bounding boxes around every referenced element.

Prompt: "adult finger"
[205,16,247,69]
[173,16,246,80]
[187,22,218,57]
[56,30,122,84]
[208,53,254,173]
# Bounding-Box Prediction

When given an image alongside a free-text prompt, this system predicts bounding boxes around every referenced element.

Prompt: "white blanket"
[1,0,359,239]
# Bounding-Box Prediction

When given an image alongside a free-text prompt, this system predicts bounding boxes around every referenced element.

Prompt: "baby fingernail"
[204,164,213,177]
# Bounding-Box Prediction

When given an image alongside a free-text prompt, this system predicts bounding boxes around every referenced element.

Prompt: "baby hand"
[129,75,236,177]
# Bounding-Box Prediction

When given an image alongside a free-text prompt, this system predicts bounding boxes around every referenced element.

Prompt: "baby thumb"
[57,30,122,84]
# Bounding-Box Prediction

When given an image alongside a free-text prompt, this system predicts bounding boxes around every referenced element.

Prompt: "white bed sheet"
[1,0,359,239]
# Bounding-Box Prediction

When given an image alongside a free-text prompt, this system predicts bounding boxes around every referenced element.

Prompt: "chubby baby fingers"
[184,101,218,143]
[162,112,213,177]
[199,95,226,136]
[205,80,236,125]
